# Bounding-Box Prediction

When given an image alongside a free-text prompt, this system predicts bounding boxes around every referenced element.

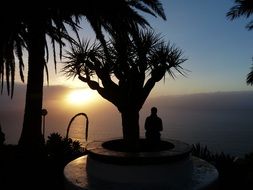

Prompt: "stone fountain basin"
[86,138,193,186]
[64,138,219,190]
[86,138,192,164]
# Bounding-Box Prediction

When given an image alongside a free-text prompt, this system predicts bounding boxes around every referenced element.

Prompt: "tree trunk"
[18,23,45,152]
[121,109,140,151]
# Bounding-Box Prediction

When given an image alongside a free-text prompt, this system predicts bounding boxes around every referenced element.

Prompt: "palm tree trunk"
[18,23,45,151]
[121,109,140,151]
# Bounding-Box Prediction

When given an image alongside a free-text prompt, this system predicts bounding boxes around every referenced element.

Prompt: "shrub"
[46,132,85,166]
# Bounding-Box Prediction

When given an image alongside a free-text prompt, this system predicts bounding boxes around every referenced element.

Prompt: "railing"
[66,112,89,142]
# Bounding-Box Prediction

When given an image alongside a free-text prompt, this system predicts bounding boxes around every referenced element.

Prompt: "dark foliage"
[226,0,253,86]
[0,132,85,190]
[226,0,253,31]
[192,143,253,189]
[0,125,5,146]
[46,132,84,164]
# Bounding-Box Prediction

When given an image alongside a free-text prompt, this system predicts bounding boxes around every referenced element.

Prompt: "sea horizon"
[1,85,253,158]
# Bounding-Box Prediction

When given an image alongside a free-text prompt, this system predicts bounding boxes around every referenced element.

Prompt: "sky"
[1,0,253,149]
[149,0,253,95]
[7,0,253,96]
[38,0,253,96]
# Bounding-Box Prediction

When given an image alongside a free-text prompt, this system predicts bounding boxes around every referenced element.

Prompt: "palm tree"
[226,0,253,85]
[0,1,166,151]
[1,7,79,151]
[62,29,187,150]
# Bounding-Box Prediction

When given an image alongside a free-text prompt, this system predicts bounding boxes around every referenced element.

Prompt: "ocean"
[1,86,253,158]
[66,92,253,157]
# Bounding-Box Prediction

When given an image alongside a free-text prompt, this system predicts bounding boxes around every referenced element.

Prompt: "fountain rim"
[85,138,192,165]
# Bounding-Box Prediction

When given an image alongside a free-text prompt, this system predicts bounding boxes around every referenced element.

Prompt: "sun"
[66,88,97,105]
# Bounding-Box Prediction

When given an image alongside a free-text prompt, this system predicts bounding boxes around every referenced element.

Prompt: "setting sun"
[66,89,97,105]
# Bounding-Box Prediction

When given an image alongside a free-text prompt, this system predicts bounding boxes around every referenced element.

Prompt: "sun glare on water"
[66,89,97,105]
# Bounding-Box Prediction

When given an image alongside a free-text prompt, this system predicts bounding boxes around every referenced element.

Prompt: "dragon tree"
[63,29,187,150]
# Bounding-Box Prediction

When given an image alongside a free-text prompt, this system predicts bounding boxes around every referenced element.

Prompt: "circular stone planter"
[64,138,219,190]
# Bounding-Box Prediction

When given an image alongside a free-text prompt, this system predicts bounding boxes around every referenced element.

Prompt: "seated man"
[144,107,163,145]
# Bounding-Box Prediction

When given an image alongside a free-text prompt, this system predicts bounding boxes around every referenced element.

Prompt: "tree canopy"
[63,29,186,112]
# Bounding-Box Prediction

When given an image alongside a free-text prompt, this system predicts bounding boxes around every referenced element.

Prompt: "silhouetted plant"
[0,124,5,146]
[72,140,83,153]
[227,0,253,85]
[63,29,187,150]
[246,60,253,85]
[191,143,253,189]
[46,132,84,165]
[192,143,235,164]
[192,143,213,161]
[227,0,253,31]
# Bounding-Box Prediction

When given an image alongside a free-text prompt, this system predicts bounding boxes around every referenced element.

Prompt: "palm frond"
[246,65,253,85]
[139,0,166,20]
[0,58,3,94]
[227,0,253,30]
[227,0,253,20]
[44,62,49,86]
[246,20,253,30]
[14,38,25,83]
[129,1,158,18]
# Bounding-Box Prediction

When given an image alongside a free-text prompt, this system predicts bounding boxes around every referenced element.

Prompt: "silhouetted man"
[144,107,163,144]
